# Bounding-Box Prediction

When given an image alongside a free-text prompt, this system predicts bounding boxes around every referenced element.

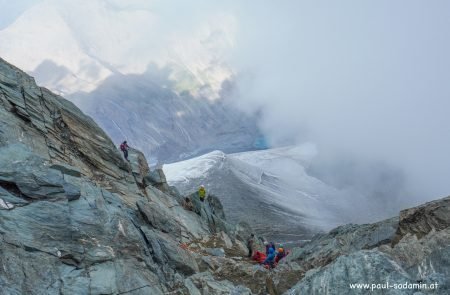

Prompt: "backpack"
[120,143,126,151]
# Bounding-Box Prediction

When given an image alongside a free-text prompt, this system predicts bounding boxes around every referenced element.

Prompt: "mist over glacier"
[1,0,449,221]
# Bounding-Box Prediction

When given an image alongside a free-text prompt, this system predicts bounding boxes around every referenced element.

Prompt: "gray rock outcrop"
[282,196,450,295]
[0,57,251,294]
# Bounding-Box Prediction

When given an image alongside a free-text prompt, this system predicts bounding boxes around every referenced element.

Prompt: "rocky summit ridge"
[0,57,449,295]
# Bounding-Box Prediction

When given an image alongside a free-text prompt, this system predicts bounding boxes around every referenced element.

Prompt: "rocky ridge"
[273,196,449,294]
[0,57,255,294]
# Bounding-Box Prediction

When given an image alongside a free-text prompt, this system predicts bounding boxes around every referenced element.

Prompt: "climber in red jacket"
[120,141,130,162]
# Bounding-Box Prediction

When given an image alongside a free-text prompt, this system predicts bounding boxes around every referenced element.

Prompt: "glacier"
[164,145,406,244]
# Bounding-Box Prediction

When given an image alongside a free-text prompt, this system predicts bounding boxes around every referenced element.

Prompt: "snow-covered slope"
[164,145,401,244]
[163,147,337,243]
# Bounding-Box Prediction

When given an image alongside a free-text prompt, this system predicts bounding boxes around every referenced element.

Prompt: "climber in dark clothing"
[265,241,275,255]
[275,246,286,263]
[183,197,194,211]
[120,141,130,161]
[247,234,255,258]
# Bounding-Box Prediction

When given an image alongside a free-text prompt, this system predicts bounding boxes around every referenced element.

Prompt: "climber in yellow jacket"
[198,185,206,202]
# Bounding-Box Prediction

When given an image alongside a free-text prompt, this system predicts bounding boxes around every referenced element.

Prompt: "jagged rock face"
[286,217,399,271]
[187,192,231,235]
[0,58,252,294]
[0,58,143,205]
[144,168,172,193]
[283,196,450,295]
[286,250,413,295]
[393,196,450,243]
[0,149,165,294]
[0,61,123,175]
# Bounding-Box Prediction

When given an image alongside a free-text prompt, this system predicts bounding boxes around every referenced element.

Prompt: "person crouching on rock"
[247,234,255,258]
[120,140,130,162]
[275,245,286,263]
[183,197,193,211]
[198,185,206,202]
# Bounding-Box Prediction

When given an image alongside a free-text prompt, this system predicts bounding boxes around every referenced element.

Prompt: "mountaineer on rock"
[120,140,130,162]
[183,197,194,211]
[265,241,275,255]
[275,245,286,263]
[247,233,255,258]
[198,185,206,202]
[262,247,276,269]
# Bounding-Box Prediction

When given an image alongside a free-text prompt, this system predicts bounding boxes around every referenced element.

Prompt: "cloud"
[228,1,450,203]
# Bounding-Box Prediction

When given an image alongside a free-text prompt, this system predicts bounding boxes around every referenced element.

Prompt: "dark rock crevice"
[0,180,34,206]
[10,103,31,123]
[0,180,26,198]
[130,218,152,255]
[2,238,58,259]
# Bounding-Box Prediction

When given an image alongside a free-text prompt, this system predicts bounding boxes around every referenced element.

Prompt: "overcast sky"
[1,0,450,203]
[0,0,39,29]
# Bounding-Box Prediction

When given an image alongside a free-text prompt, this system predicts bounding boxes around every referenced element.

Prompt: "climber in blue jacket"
[262,247,276,268]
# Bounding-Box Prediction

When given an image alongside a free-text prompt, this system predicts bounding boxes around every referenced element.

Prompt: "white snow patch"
[118,220,126,236]
[53,248,62,257]
[0,199,14,210]
[163,150,226,183]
